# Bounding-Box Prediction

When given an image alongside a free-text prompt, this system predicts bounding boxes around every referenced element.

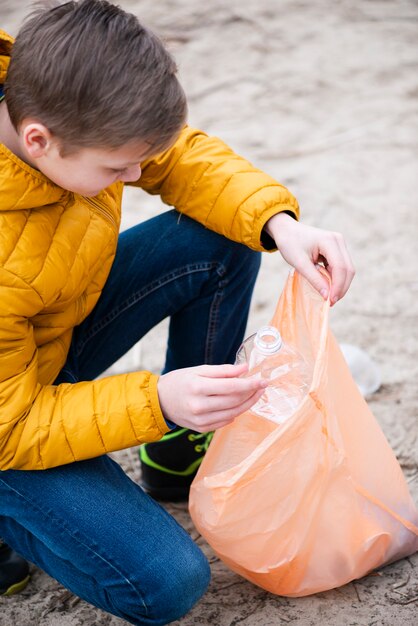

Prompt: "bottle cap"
[254,326,282,355]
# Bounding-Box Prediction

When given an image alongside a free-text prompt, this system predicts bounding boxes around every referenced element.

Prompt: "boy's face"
[37,140,152,197]
[17,119,156,196]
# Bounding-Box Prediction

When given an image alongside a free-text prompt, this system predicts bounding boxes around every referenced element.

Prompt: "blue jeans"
[0,210,261,625]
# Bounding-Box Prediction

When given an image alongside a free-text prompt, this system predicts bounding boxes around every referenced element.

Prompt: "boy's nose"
[120,164,142,183]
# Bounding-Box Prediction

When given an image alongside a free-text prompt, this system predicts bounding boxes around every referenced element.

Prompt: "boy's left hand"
[264,212,355,306]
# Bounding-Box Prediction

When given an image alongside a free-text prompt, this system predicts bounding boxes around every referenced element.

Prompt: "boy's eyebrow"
[108,151,155,168]
[112,161,138,168]
[107,159,143,168]
[105,144,157,168]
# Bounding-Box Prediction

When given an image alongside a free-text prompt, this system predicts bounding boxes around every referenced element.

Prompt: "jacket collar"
[0,144,67,210]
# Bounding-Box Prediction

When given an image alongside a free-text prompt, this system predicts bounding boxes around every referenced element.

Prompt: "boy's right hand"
[157,363,268,432]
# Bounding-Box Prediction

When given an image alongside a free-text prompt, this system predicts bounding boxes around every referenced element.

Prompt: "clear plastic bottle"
[236,325,310,424]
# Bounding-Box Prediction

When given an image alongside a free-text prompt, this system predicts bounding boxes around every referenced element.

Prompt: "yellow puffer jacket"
[0,29,299,470]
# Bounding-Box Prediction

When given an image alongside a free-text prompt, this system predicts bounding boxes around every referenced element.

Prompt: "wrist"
[157,374,177,429]
[264,210,296,243]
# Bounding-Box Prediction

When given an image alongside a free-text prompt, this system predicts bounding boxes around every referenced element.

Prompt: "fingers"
[196,363,248,378]
[186,370,268,416]
[318,232,355,305]
[190,368,267,397]
[328,234,355,304]
[157,366,268,433]
[272,218,355,305]
[188,378,267,414]
[297,257,331,300]
[295,231,355,306]
[192,386,267,431]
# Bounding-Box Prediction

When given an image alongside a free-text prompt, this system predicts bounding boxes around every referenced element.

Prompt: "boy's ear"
[21,120,54,158]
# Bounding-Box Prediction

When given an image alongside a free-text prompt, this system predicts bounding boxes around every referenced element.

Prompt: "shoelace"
[188,431,214,453]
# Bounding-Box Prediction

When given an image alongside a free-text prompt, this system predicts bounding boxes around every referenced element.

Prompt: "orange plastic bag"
[189,270,418,596]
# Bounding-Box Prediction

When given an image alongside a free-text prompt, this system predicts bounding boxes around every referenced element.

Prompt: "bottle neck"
[254,325,282,356]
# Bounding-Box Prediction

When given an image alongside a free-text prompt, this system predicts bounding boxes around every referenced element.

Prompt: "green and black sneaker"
[139,428,214,501]
[0,540,30,596]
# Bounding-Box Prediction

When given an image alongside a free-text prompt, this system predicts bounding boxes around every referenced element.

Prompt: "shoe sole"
[141,481,190,502]
[1,574,30,596]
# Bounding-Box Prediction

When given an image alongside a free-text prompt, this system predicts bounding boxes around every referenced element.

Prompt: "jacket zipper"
[83,196,119,230]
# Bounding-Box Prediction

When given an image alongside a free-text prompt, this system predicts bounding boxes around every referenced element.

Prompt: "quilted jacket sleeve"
[0,269,169,470]
[134,126,299,251]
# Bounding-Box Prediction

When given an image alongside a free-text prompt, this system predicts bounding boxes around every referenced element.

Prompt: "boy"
[0,0,354,623]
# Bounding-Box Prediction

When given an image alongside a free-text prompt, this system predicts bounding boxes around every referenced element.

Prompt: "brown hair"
[4,0,187,153]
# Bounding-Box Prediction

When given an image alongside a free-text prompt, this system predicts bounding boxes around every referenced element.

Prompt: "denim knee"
[152,544,211,625]
[114,541,211,626]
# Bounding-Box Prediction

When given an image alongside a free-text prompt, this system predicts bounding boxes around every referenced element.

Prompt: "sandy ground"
[1,0,418,624]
